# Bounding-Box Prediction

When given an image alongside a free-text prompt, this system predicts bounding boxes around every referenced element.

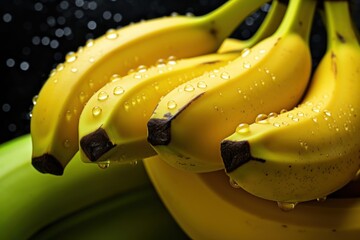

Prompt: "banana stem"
[324,0,359,49]
[274,0,317,41]
[200,0,269,42]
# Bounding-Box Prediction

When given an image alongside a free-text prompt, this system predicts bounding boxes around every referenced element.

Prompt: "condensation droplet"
[255,114,269,124]
[113,86,125,95]
[280,109,287,114]
[167,56,177,65]
[312,107,320,113]
[241,48,251,58]
[324,110,332,117]
[65,109,72,120]
[134,73,142,79]
[243,62,251,69]
[123,102,130,111]
[86,39,94,47]
[317,196,327,202]
[236,123,250,134]
[167,100,177,110]
[259,49,266,54]
[209,72,217,78]
[106,29,118,40]
[273,122,281,128]
[98,160,110,169]
[197,81,207,89]
[79,91,86,102]
[184,84,195,92]
[277,201,297,211]
[220,72,230,80]
[137,65,147,73]
[97,91,109,101]
[32,95,39,105]
[56,63,64,71]
[268,112,278,118]
[110,74,121,82]
[71,67,78,73]
[89,57,95,63]
[229,178,240,188]
[92,106,102,116]
[65,52,77,63]
[63,139,71,148]
[156,58,166,68]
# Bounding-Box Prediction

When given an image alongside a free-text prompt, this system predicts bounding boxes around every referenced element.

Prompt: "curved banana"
[144,156,360,240]
[0,135,160,239]
[78,50,241,165]
[147,0,315,172]
[78,0,288,166]
[221,0,360,204]
[30,0,268,175]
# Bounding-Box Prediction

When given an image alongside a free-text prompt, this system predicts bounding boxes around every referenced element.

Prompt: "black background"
[1,0,359,144]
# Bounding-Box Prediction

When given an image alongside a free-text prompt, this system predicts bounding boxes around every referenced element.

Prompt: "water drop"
[292,117,299,122]
[134,73,142,79]
[56,63,64,71]
[208,72,217,78]
[312,117,318,123]
[98,160,110,169]
[323,110,332,117]
[280,109,287,114]
[156,58,166,67]
[123,102,130,111]
[65,52,77,63]
[137,65,147,73]
[110,74,121,82]
[229,178,240,188]
[255,114,269,124]
[167,56,177,65]
[259,49,266,54]
[106,29,118,40]
[241,48,251,58]
[220,72,230,80]
[79,91,86,102]
[65,109,72,120]
[113,86,125,95]
[243,62,251,69]
[184,84,195,92]
[86,39,94,47]
[97,91,109,101]
[92,106,102,117]
[312,107,320,113]
[167,100,177,110]
[268,112,278,118]
[89,57,95,63]
[71,67,78,73]
[236,123,250,134]
[197,81,207,89]
[32,95,39,105]
[273,122,281,128]
[63,139,71,148]
[277,201,297,211]
[317,196,327,202]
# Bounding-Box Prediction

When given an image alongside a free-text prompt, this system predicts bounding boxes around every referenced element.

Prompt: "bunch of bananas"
[1,0,360,238]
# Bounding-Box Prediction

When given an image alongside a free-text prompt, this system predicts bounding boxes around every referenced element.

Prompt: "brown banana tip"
[221,140,265,173]
[32,154,64,176]
[147,118,171,146]
[80,128,116,162]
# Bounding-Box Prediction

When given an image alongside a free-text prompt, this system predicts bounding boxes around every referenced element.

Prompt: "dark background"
[1,0,359,144]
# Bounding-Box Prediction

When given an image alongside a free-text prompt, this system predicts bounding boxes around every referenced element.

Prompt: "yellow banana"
[78,50,241,165]
[30,0,268,175]
[221,0,360,204]
[147,0,315,172]
[144,156,360,240]
[78,0,288,166]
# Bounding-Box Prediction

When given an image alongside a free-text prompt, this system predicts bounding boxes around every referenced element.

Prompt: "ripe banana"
[30,0,269,175]
[147,0,315,172]
[0,135,180,239]
[78,50,241,165]
[77,0,288,166]
[221,0,360,204]
[144,155,360,240]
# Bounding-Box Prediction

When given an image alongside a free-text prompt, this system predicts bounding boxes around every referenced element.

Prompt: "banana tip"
[221,140,265,173]
[80,128,116,162]
[32,154,64,175]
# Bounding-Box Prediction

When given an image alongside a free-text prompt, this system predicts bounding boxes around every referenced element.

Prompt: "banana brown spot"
[336,32,345,43]
[32,154,64,176]
[147,93,205,146]
[80,128,116,162]
[221,140,265,173]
